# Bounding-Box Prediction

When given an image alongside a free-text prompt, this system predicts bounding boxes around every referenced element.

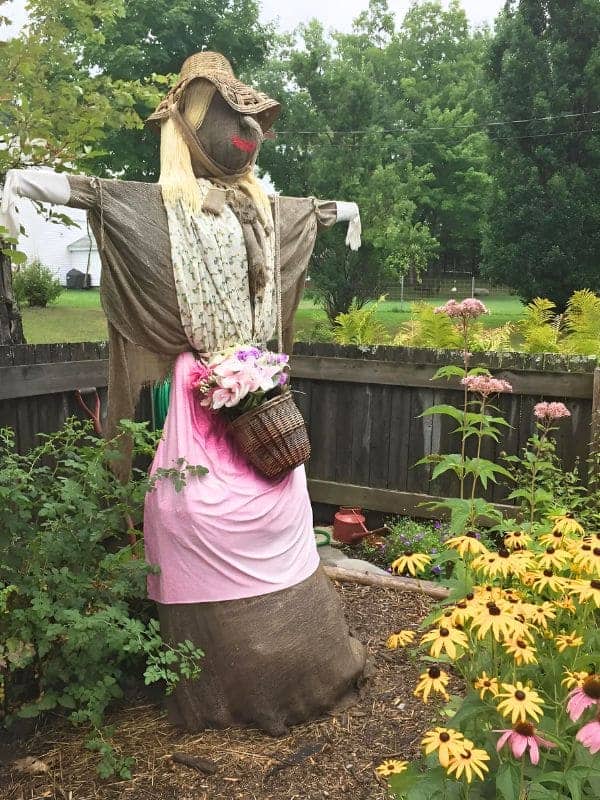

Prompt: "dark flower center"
[466,593,474,601]
[429,667,441,679]
[439,628,450,637]
[582,545,592,552]
[508,596,519,604]
[593,548,600,556]
[466,531,478,539]
[499,549,510,559]
[546,547,555,554]
[591,580,600,590]
[484,680,491,687]
[516,640,527,649]
[439,732,450,742]
[457,601,468,609]
[543,569,553,577]
[404,551,414,557]
[515,690,526,701]
[462,749,472,759]
[553,531,562,538]
[583,677,600,699]
[487,604,501,616]
[514,721,535,737]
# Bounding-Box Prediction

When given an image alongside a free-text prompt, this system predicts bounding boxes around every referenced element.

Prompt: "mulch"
[0,582,451,800]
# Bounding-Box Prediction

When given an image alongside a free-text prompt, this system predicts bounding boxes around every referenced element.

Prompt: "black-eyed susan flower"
[420,625,469,659]
[445,532,488,557]
[375,759,408,777]
[422,727,466,767]
[477,548,531,579]
[520,601,555,630]
[554,596,576,613]
[414,666,450,703]
[474,671,499,700]
[550,513,584,536]
[554,632,584,653]
[470,601,519,641]
[496,682,544,723]
[446,746,490,782]
[572,544,600,576]
[504,530,532,550]
[562,669,590,689]
[391,552,431,577]
[536,546,571,571]
[386,630,416,649]
[504,637,538,665]
[448,599,476,626]
[532,570,569,595]
[570,578,600,608]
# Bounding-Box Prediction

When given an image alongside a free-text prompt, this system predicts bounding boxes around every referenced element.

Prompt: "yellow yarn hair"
[158,78,271,226]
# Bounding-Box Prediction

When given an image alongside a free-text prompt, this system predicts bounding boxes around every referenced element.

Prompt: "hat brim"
[146,74,281,133]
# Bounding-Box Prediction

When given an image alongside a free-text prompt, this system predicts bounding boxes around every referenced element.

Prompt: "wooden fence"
[1,341,599,519]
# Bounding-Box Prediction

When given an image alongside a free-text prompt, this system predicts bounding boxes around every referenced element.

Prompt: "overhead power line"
[273,108,600,137]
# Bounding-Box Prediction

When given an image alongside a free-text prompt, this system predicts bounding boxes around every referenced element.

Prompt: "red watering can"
[332,506,391,545]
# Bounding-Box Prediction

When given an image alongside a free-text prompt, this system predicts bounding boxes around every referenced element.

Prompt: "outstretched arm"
[0,168,96,237]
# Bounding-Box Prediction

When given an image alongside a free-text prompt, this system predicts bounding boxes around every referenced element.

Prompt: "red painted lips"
[231,135,257,153]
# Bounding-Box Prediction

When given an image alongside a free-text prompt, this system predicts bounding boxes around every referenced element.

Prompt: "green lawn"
[21,289,525,345]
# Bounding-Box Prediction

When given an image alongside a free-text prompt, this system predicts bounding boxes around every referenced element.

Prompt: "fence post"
[590,366,600,484]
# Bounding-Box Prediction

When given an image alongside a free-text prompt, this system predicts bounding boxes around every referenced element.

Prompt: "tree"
[482,0,600,309]
[257,1,490,318]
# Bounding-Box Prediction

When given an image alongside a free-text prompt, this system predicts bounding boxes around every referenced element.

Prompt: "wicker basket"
[228,389,311,480]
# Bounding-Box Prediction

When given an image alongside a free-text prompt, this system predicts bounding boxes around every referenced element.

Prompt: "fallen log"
[323,565,449,600]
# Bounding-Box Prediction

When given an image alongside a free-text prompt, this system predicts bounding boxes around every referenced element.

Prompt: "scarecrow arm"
[0,169,72,236]
[334,201,361,250]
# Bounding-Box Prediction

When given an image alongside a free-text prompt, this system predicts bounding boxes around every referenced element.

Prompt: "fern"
[332,296,390,345]
[473,323,514,352]
[562,289,600,356]
[519,297,562,354]
[393,302,461,349]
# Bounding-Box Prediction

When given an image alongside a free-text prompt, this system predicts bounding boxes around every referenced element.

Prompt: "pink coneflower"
[461,375,513,396]
[495,722,555,765]
[534,401,571,421]
[567,675,600,722]
[576,717,600,755]
[189,360,213,391]
[434,298,489,319]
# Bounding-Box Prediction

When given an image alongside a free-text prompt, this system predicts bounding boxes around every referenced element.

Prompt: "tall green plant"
[0,419,205,776]
[332,295,390,345]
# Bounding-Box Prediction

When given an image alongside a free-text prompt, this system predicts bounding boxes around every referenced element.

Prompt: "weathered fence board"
[1,341,597,517]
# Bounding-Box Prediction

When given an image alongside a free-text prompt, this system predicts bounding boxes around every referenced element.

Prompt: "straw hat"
[146,51,281,132]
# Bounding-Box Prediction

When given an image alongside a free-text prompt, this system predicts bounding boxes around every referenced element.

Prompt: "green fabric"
[152,378,172,430]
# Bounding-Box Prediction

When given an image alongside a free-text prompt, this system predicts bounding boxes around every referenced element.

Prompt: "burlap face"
[193,92,262,175]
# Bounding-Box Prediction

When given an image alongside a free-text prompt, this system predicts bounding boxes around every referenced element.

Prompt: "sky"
[2,0,505,39]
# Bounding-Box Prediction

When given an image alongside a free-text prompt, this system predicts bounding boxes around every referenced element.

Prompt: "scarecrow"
[1,53,365,734]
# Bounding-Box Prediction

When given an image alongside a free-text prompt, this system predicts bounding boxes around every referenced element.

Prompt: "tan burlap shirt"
[65,176,336,475]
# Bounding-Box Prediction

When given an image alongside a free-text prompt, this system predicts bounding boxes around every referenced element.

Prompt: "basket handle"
[273,193,283,353]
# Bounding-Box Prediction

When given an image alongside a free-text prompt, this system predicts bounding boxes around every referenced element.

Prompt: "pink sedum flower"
[534,401,571,421]
[576,717,600,755]
[461,375,513,396]
[434,298,489,319]
[495,722,555,765]
[567,676,600,722]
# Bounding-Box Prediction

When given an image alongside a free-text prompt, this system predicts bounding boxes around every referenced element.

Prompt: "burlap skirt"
[157,567,366,735]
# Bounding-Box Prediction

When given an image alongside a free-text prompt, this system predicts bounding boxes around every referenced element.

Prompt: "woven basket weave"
[228,389,310,480]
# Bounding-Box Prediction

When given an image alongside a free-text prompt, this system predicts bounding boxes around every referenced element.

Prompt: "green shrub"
[0,419,205,776]
[12,260,63,307]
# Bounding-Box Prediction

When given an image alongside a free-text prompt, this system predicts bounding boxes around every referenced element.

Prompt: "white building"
[14,197,101,286]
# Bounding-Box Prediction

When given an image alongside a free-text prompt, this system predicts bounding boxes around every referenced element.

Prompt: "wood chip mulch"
[0,582,451,800]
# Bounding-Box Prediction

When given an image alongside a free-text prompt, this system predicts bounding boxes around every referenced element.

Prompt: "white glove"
[335,201,362,251]
[0,169,70,238]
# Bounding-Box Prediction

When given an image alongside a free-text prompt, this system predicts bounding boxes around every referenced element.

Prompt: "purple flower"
[236,347,261,362]
[431,566,442,576]
[434,521,441,529]
[278,372,288,386]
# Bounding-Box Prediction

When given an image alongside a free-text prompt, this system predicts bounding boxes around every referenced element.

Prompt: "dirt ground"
[0,582,449,800]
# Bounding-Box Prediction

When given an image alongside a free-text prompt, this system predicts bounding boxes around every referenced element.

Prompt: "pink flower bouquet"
[190,346,290,418]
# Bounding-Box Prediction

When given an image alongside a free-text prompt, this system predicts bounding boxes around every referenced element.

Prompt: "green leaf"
[432,365,466,381]
[496,761,520,800]
[420,405,465,424]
